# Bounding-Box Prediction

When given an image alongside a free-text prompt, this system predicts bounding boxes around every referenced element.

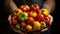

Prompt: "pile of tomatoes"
[11,4,50,31]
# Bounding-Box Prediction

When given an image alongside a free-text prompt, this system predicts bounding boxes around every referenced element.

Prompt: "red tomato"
[21,22,26,28]
[45,17,50,25]
[27,17,34,24]
[30,4,40,13]
[11,16,18,24]
[37,14,44,21]
[20,5,30,12]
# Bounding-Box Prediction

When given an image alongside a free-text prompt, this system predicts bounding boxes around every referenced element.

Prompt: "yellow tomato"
[13,8,22,16]
[40,8,49,16]
[29,11,37,17]
[33,21,41,30]
[26,25,32,31]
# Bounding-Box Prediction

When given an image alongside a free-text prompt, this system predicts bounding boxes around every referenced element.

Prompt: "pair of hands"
[5,0,55,13]
[5,0,54,33]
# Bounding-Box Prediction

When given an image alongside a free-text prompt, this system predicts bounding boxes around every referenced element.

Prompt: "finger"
[8,15,12,24]
[49,15,53,25]
[41,28,48,32]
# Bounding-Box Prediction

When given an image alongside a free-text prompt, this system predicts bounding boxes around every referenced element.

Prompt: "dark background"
[0,0,59,34]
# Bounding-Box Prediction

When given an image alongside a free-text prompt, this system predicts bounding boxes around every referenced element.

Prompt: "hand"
[49,15,53,25]
[8,15,23,34]
[43,0,55,13]
[10,0,18,12]
[4,0,18,13]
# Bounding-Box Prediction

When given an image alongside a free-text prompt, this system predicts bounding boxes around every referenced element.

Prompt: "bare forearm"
[10,0,18,12]
[43,0,55,13]
[4,0,18,12]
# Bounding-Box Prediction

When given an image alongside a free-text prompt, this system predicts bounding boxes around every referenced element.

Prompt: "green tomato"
[18,12,28,21]
[40,22,46,28]
[15,24,20,29]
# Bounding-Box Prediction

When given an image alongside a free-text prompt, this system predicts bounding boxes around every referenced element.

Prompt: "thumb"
[49,15,53,25]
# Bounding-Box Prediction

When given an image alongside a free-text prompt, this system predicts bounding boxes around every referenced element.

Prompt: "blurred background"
[0,0,59,34]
